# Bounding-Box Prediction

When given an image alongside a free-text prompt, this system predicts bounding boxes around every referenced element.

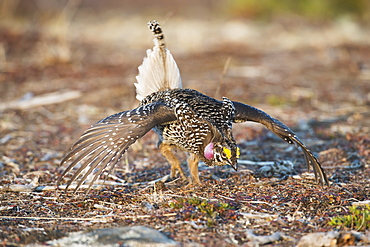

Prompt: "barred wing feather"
[232,101,329,186]
[59,102,177,192]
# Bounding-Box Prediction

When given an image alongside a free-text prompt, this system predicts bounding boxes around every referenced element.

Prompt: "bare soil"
[0,11,369,246]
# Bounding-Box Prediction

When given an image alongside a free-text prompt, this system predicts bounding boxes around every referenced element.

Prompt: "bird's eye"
[223,147,241,159]
[223,147,232,159]
[204,142,214,160]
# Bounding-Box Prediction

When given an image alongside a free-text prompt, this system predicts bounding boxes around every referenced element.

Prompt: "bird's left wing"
[232,101,329,186]
[59,102,177,192]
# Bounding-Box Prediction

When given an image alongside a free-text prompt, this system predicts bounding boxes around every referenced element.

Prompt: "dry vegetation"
[0,1,369,246]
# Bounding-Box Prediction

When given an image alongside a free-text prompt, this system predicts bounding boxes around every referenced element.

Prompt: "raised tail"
[135,20,182,101]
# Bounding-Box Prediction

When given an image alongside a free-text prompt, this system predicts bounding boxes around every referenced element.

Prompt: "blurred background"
[2,0,370,62]
[1,0,369,100]
[1,2,369,244]
[0,0,369,176]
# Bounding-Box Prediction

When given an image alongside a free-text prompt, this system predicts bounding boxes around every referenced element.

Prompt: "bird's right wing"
[232,101,329,186]
[59,102,177,192]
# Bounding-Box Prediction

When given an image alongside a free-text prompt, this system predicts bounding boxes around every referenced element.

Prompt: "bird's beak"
[230,162,238,171]
[223,147,239,171]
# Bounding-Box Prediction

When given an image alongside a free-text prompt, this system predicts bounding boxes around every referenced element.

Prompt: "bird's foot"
[183,178,201,190]
[187,174,201,186]
[170,165,187,181]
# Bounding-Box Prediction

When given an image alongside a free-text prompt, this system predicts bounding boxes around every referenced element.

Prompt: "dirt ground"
[0,2,369,246]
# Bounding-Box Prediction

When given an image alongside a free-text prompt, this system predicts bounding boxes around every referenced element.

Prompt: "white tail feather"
[135,20,182,101]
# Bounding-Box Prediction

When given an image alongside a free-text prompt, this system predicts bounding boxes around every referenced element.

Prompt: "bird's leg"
[159,143,187,180]
[187,153,200,185]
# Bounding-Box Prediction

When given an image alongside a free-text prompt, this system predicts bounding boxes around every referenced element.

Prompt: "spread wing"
[232,101,329,186]
[59,102,177,192]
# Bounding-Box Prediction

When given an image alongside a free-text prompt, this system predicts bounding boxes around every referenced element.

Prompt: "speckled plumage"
[59,20,328,192]
[140,89,238,167]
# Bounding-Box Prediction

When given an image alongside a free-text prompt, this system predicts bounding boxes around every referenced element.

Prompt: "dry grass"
[0,3,369,246]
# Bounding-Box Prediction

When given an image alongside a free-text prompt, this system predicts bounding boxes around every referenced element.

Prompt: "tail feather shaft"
[135,20,182,101]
